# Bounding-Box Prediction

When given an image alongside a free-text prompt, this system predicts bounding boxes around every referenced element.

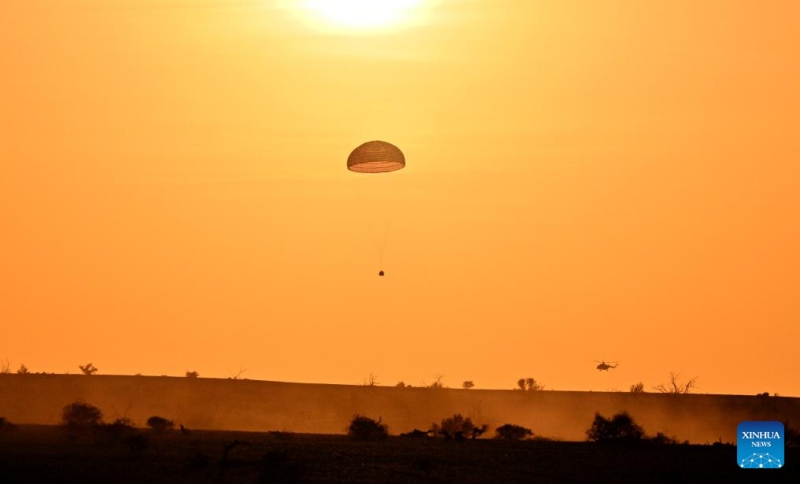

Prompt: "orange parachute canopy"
[347,140,405,173]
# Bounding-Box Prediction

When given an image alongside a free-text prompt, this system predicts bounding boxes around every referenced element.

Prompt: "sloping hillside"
[1,375,797,443]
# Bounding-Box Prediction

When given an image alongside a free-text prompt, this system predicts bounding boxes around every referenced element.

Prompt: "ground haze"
[2,375,798,444]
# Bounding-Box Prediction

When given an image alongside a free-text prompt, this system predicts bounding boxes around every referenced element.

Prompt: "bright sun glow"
[304,0,421,30]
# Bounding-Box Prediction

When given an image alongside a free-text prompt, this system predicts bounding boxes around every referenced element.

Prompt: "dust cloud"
[1,375,798,443]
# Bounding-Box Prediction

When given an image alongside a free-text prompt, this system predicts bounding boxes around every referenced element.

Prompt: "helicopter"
[594,360,619,371]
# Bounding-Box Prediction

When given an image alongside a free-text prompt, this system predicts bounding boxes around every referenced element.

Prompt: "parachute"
[347,141,405,276]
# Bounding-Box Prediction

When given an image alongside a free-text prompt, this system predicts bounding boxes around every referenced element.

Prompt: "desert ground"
[1,425,798,483]
[1,375,799,482]
[2,375,798,443]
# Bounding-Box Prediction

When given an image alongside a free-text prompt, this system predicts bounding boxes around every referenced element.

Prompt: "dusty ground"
[0,425,797,483]
[3,375,799,444]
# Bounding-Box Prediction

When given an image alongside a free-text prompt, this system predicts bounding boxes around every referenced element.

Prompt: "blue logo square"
[738,421,784,469]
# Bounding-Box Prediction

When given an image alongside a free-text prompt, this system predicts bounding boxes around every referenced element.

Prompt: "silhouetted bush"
[347,415,388,441]
[61,400,103,430]
[104,417,135,435]
[495,424,533,440]
[462,381,474,389]
[185,370,199,378]
[400,429,431,438]
[17,364,30,375]
[647,432,682,445]
[0,416,17,432]
[586,411,644,443]
[516,377,544,391]
[436,413,488,440]
[146,416,174,432]
[427,374,445,389]
[711,437,734,447]
[78,363,98,375]
[654,372,697,394]
[629,382,645,393]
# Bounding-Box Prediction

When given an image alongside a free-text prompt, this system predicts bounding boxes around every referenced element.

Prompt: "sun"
[304,0,421,30]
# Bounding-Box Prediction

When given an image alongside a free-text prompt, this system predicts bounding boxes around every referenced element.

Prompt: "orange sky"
[2,0,798,396]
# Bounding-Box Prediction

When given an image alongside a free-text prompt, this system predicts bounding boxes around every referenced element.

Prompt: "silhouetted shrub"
[17,364,30,375]
[78,363,98,375]
[347,415,388,441]
[427,374,445,389]
[629,382,645,393]
[647,432,682,445]
[711,438,734,447]
[400,429,431,438]
[462,381,474,389]
[146,416,174,432]
[436,413,488,440]
[495,424,533,440]
[586,411,645,443]
[62,400,103,430]
[654,372,697,394]
[185,370,199,378]
[0,416,17,432]
[104,417,135,435]
[516,377,544,391]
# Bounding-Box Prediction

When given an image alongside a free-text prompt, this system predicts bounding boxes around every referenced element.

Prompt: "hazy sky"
[2,0,798,396]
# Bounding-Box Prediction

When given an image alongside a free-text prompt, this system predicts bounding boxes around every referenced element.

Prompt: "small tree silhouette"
[79,363,98,375]
[146,416,174,432]
[185,371,199,378]
[62,400,103,430]
[654,372,697,394]
[395,381,406,388]
[586,411,645,443]
[363,373,379,386]
[1,359,10,374]
[648,432,681,444]
[629,382,645,393]
[437,413,487,440]
[462,381,474,390]
[427,374,445,389]
[517,377,545,391]
[347,415,388,441]
[495,424,533,440]
[228,367,247,380]
[17,364,30,375]
[105,417,135,434]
